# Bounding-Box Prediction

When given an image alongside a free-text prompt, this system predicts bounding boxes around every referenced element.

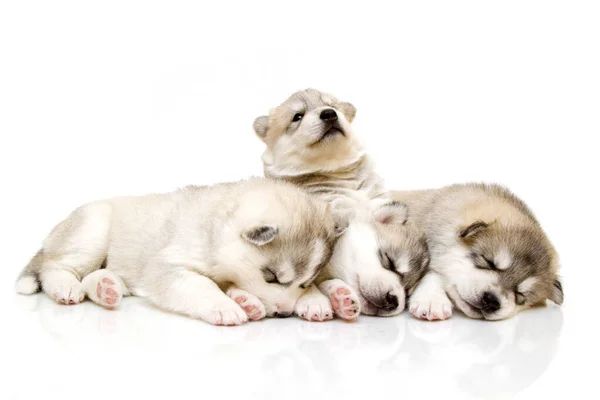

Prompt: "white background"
[1,1,598,399]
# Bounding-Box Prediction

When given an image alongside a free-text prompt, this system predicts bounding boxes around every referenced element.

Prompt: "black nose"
[382,292,399,311]
[481,292,501,314]
[274,311,292,318]
[320,109,337,121]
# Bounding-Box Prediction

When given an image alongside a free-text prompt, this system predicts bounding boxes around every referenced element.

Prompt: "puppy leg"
[144,265,248,326]
[40,269,84,305]
[226,288,266,321]
[40,202,112,305]
[409,272,452,321]
[294,284,333,322]
[82,269,128,310]
[318,279,360,321]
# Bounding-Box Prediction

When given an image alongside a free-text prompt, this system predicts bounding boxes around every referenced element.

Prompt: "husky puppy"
[392,183,563,321]
[254,89,428,319]
[15,179,341,326]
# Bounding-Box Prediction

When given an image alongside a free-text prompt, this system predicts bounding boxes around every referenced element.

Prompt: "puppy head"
[444,221,563,321]
[253,89,363,176]
[224,185,343,317]
[374,218,430,298]
[331,201,425,317]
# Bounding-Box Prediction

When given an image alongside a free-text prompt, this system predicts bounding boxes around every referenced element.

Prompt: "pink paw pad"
[95,278,122,309]
[243,304,262,320]
[230,292,264,321]
[327,284,360,321]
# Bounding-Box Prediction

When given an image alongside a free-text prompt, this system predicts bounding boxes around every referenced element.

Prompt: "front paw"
[295,289,333,322]
[203,298,248,326]
[227,288,266,321]
[319,279,360,321]
[409,290,453,321]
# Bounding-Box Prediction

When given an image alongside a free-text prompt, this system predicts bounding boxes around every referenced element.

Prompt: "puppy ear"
[253,116,269,141]
[548,278,564,305]
[242,225,278,246]
[327,198,355,237]
[339,102,356,122]
[334,222,348,237]
[373,201,408,225]
[459,221,488,239]
[331,209,350,238]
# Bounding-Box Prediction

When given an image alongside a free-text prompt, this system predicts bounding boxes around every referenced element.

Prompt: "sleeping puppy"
[253,89,428,320]
[321,201,430,317]
[392,183,563,321]
[15,178,342,326]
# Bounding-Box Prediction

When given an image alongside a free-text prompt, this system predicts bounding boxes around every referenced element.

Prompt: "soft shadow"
[389,306,564,397]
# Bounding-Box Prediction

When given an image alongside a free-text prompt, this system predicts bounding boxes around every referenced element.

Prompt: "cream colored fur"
[254,89,427,317]
[392,183,563,321]
[15,178,339,326]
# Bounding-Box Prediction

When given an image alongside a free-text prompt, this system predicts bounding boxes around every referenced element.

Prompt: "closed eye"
[515,291,526,305]
[483,256,497,270]
[385,253,397,272]
[379,250,405,278]
[378,250,394,271]
[262,268,280,284]
[473,254,498,270]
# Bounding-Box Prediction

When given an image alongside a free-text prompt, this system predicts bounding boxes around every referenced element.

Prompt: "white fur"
[16,180,336,325]
[393,183,561,321]
[432,242,505,319]
[409,272,453,320]
[326,222,404,316]
[488,297,518,321]
[495,249,512,270]
[15,275,38,295]
[39,269,85,305]
[294,285,333,322]
[430,242,519,321]
[518,277,538,294]
[256,89,405,318]
[397,254,411,275]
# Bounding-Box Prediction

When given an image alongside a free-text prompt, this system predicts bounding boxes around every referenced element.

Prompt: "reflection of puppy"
[392,183,563,321]
[15,179,341,326]
[379,308,563,397]
[456,307,563,396]
[254,89,428,318]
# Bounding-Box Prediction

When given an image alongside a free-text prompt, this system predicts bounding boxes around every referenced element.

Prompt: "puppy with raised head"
[254,89,428,320]
[15,178,341,326]
[392,183,563,321]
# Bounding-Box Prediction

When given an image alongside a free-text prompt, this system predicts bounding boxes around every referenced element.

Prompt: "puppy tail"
[15,249,43,295]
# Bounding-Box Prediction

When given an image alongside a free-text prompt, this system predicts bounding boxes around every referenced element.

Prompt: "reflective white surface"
[6,292,567,400]
[2,1,598,399]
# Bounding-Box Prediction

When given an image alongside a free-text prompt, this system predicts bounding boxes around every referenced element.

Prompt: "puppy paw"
[42,272,84,305]
[227,288,266,321]
[319,279,360,321]
[409,290,453,321]
[52,285,85,305]
[294,288,333,322]
[82,270,125,310]
[95,277,122,309]
[207,300,248,326]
